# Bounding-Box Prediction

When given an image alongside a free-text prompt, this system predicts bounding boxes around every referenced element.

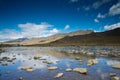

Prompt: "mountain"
[2,28,120,46]
[42,28,120,46]
[3,30,93,46]
[4,38,28,44]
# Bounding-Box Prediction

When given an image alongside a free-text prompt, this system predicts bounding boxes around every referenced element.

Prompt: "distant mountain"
[4,38,28,44]
[3,30,93,46]
[2,28,120,46]
[43,28,120,46]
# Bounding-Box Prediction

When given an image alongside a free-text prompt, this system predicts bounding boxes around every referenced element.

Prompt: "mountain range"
[1,28,120,46]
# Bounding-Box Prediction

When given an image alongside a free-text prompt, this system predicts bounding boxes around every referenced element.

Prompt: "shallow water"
[0,47,120,80]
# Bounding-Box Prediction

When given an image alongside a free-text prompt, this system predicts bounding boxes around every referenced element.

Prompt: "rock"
[55,60,60,63]
[54,73,63,78]
[78,60,82,62]
[20,66,32,70]
[100,52,110,57]
[110,73,117,77]
[1,62,8,66]
[86,52,94,56]
[92,59,98,64]
[39,58,46,60]
[2,57,8,60]
[48,66,58,70]
[7,59,13,62]
[12,58,16,60]
[112,76,120,80]
[26,68,34,72]
[66,68,72,72]
[73,68,87,74]
[75,57,80,60]
[42,60,52,64]
[20,66,34,72]
[87,59,93,66]
[34,56,40,60]
[87,59,98,66]
[19,77,23,80]
[112,64,120,69]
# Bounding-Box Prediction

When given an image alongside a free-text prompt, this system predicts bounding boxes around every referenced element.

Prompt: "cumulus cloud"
[70,0,78,3]
[64,24,70,30]
[109,1,120,16]
[94,19,99,23]
[97,13,106,18]
[0,22,59,42]
[104,22,120,30]
[93,0,111,9]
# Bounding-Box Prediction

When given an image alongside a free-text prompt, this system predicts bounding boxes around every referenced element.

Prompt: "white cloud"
[93,0,111,9]
[0,22,59,42]
[64,25,70,30]
[109,1,120,16]
[104,22,120,30]
[94,19,99,23]
[97,13,106,18]
[70,0,78,3]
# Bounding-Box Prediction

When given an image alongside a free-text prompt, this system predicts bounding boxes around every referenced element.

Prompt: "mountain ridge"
[1,28,120,46]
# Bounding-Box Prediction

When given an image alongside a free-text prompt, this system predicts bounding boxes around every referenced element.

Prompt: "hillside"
[1,28,120,46]
[42,28,120,46]
[3,30,93,46]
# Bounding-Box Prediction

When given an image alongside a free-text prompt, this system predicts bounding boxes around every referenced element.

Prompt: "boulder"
[26,68,34,72]
[7,59,13,62]
[42,60,52,64]
[1,62,8,66]
[20,66,32,70]
[73,68,87,74]
[75,57,80,60]
[110,73,117,77]
[112,76,120,80]
[54,73,63,78]
[112,64,120,69]
[34,56,40,60]
[92,59,98,64]
[87,59,98,66]
[66,68,72,72]
[48,66,58,70]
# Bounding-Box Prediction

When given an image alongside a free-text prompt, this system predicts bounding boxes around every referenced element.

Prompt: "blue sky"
[0,0,120,41]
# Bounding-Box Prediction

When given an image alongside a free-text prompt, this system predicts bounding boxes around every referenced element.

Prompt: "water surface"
[0,46,120,80]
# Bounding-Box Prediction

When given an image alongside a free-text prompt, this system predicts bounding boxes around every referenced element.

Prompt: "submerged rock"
[19,77,23,80]
[75,57,80,60]
[1,62,8,66]
[26,68,34,72]
[42,60,52,64]
[112,76,120,80]
[48,66,58,70]
[54,73,63,78]
[66,68,72,72]
[112,64,120,69]
[92,59,98,64]
[73,68,87,74]
[2,57,8,60]
[55,60,60,63]
[110,73,117,77]
[7,59,13,62]
[20,66,34,72]
[34,56,40,60]
[87,59,98,66]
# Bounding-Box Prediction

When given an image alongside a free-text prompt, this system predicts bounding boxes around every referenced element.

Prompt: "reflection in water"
[0,47,120,80]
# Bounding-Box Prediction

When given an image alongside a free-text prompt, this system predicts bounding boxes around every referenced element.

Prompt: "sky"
[0,0,120,42]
